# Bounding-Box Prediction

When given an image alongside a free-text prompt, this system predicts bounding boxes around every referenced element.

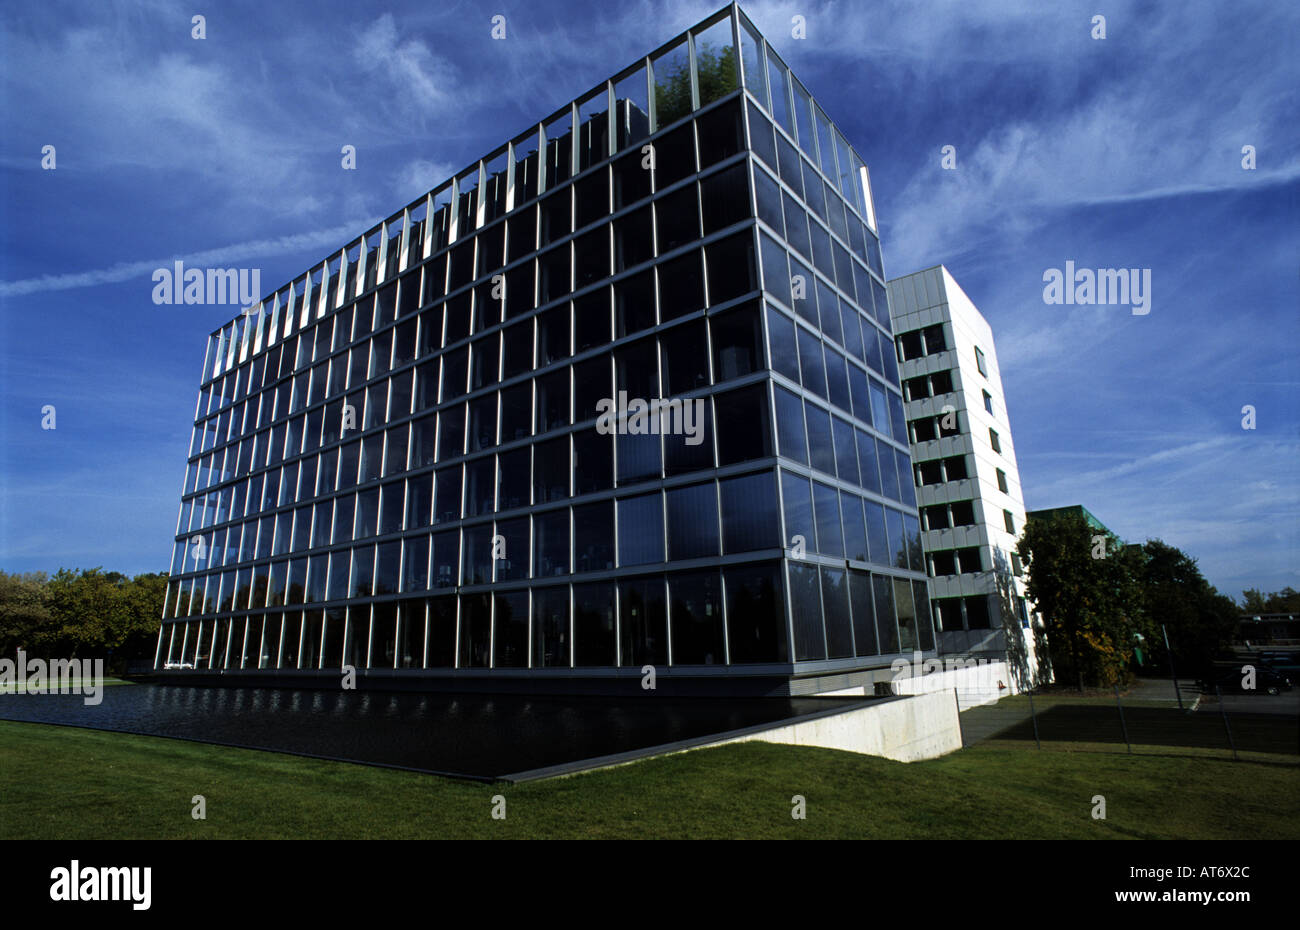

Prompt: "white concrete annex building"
[887,266,1045,690]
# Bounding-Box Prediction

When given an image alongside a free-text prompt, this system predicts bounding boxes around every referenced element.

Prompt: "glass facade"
[154,5,933,690]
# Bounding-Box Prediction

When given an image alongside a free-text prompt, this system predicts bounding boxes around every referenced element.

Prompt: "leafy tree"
[695,43,738,106]
[653,42,738,127]
[1017,512,1145,690]
[1241,586,1300,613]
[1269,587,1300,612]
[0,567,167,672]
[1139,540,1238,679]
[1241,588,1268,613]
[121,572,168,661]
[0,571,52,655]
[1110,541,1151,676]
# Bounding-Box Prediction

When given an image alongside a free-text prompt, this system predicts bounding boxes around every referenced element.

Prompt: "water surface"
[0,684,867,779]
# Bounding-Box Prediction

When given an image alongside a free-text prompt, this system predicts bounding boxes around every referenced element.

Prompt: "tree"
[1241,587,1300,614]
[1241,588,1268,613]
[0,571,53,655]
[1017,512,1145,690]
[1139,540,1238,679]
[0,567,167,672]
[694,43,738,108]
[653,42,738,127]
[1273,587,1300,612]
[121,572,168,663]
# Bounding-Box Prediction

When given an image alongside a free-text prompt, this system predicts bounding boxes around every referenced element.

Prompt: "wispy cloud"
[1025,434,1300,592]
[728,2,1298,278]
[0,221,381,299]
[352,14,464,126]
[393,158,461,204]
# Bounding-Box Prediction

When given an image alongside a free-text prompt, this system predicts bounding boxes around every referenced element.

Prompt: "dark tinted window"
[710,302,763,382]
[537,304,570,364]
[573,582,616,666]
[714,384,771,466]
[507,206,537,261]
[615,269,656,337]
[720,471,778,553]
[746,103,776,169]
[653,123,696,189]
[617,492,664,565]
[724,562,785,663]
[705,231,756,305]
[574,168,610,229]
[571,429,613,496]
[672,569,726,664]
[572,355,611,424]
[613,150,652,208]
[767,306,800,382]
[573,500,615,571]
[533,436,569,502]
[696,98,743,168]
[533,508,569,577]
[753,165,783,234]
[655,184,700,253]
[657,250,705,321]
[700,162,750,233]
[532,586,570,667]
[665,481,719,559]
[573,225,609,289]
[573,289,612,351]
[773,386,806,464]
[620,577,668,666]
[789,561,824,660]
[613,205,654,271]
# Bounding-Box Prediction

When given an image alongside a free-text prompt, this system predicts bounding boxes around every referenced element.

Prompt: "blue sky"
[1,0,1296,598]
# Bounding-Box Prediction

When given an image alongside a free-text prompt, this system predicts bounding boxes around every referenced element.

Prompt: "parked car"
[1255,652,1300,674]
[1200,665,1293,696]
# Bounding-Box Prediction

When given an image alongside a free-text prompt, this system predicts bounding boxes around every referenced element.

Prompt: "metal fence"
[952,680,1300,763]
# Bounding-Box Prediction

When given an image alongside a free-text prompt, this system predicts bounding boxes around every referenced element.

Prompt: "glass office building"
[154,4,933,695]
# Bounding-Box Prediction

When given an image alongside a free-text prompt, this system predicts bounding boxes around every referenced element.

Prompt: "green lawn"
[2,719,1297,839]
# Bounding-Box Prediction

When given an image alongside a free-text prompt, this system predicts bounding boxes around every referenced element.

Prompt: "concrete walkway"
[1125,677,1193,704]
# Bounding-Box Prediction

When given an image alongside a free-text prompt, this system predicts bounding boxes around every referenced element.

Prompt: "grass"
[2,718,1297,839]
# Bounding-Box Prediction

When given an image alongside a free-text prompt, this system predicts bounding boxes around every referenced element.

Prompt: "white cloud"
[0,221,380,299]
[1024,434,1300,593]
[394,158,460,204]
[352,14,462,125]
[719,2,1299,282]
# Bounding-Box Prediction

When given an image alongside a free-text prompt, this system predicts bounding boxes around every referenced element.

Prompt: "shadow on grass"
[986,704,1298,758]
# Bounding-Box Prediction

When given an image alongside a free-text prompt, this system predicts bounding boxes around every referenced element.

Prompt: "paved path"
[1125,677,1192,704]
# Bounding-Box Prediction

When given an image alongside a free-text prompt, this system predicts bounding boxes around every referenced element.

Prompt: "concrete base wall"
[892,660,1015,708]
[711,690,962,763]
[814,660,1016,708]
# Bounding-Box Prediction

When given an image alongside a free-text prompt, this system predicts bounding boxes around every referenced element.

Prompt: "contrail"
[0,219,383,299]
